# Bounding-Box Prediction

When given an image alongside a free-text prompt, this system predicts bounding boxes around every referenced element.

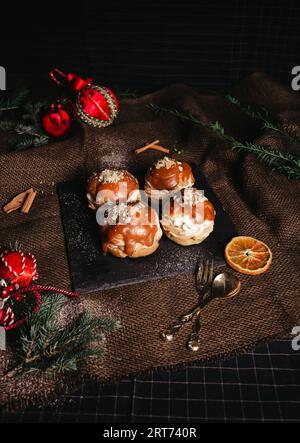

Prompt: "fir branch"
[261,120,300,149]
[22,100,48,130]
[5,294,120,378]
[148,103,300,179]
[120,89,140,99]
[0,120,17,131]
[9,134,49,150]
[148,104,234,142]
[0,89,30,112]
[9,240,22,251]
[226,95,300,149]
[0,90,51,150]
[15,123,41,137]
[225,95,270,121]
[231,141,300,179]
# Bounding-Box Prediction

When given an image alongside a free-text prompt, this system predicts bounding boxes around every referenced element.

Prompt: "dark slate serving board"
[57,165,237,293]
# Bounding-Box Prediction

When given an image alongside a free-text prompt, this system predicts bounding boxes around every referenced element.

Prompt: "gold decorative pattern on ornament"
[76,85,118,128]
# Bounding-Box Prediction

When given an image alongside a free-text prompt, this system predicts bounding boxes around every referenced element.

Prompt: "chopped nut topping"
[89,169,125,184]
[103,201,146,225]
[173,188,205,206]
[154,156,179,170]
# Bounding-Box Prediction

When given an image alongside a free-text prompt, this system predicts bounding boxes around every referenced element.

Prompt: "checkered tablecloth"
[1,339,299,423]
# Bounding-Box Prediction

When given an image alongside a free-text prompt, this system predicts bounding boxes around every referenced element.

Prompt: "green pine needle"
[0,120,17,131]
[9,240,22,251]
[0,90,50,150]
[5,294,120,379]
[226,95,300,149]
[9,134,49,151]
[0,89,30,112]
[148,103,300,179]
[225,95,270,121]
[120,89,140,99]
[22,100,49,130]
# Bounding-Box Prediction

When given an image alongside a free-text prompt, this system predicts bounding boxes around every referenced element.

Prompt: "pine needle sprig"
[226,95,300,149]
[5,294,120,378]
[231,141,300,179]
[225,95,270,121]
[0,89,30,112]
[261,120,300,149]
[0,119,50,149]
[148,103,300,179]
[0,90,51,150]
[9,240,22,251]
[9,134,49,150]
[120,89,140,99]
[0,120,17,131]
[22,100,49,130]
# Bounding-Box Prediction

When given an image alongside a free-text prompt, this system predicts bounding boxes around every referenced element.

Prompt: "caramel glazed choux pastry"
[99,200,163,258]
[144,156,195,201]
[161,188,215,246]
[87,169,140,210]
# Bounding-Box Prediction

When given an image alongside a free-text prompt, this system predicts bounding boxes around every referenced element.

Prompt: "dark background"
[2,0,300,93]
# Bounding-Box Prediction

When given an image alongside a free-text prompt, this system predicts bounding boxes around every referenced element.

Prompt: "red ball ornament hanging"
[49,68,119,128]
[0,245,79,332]
[42,102,72,138]
[0,247,38,295]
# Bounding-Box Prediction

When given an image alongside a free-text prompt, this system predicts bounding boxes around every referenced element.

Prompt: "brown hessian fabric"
[0,72,299,411]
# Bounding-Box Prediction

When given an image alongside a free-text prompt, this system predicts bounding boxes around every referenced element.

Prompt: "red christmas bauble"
[76,85,119,128]
[42,103,71,138]
[0,248,38,294]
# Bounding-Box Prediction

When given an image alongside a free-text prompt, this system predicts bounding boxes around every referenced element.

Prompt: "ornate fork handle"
[161,304,201,341]
[187,310,202,351]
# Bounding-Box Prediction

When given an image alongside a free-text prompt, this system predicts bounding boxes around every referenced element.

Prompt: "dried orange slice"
[225,236,272,275]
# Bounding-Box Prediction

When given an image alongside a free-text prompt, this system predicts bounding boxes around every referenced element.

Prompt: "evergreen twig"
[5,295,120,378]
[9,240,22,251]
[22,100,49,129]
[226,95,300,149]
[120,89,140,99]
[0,89,30,112]
[148,103,300,179]
[0,90,50,150]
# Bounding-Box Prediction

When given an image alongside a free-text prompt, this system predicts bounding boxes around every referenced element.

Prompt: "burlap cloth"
[0,72,299,411]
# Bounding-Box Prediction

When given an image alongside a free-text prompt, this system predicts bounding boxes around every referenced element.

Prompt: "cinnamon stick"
[135,140,160,154]
[2,188,33,214]
[21,190,37,214]
[135,143,170,155]
[149,145,170,154]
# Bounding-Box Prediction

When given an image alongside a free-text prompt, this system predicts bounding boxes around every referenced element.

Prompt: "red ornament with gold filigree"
[50,69,119,128]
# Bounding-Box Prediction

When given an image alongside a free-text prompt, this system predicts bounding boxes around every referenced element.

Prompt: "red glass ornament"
[0,248,38,295]
[49,69,119,128]
[42,103,71,138]
[77,85,119,127]
[0,245,79,332]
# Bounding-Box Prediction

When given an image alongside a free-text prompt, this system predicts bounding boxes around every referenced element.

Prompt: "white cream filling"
[164,216,213,236]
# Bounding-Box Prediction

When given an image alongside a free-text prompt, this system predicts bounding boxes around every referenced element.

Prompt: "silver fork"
[160,259,214,342]
[187,260,214,351]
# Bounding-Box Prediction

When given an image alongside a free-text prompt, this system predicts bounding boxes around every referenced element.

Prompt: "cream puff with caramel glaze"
[100,201,162,258]
[87,169,140,210]
[144,157,195,201]
[161,188,215,246]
